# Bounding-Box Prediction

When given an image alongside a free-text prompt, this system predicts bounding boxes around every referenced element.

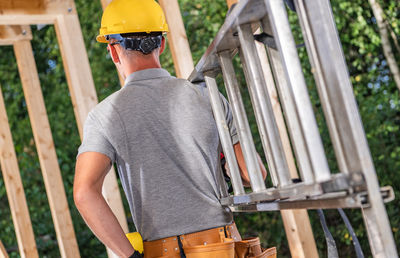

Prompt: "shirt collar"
[124,68,171,85]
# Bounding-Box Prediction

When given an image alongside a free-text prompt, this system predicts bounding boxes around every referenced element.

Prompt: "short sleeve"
[219,93,239,145]
[77,112,116,163]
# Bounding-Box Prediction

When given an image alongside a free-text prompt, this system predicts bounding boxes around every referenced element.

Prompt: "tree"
[0,0,398,257]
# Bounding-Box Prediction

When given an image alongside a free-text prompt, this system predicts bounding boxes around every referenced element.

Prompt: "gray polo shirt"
[78,68,238,241]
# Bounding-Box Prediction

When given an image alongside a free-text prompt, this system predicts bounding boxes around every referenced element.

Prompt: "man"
[73,0,267,257]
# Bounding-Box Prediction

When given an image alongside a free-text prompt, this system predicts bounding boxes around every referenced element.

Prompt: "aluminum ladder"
[188,0,398,257]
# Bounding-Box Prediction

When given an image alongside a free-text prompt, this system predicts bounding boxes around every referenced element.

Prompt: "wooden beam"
[0,3,128,257]
[54,12,129,248]
[0,15,57,25]
[13,39,80,258]
[100,0,112,10]
[0,86,38,258]
[159,0,194,78]
[54,14,98,138]
[0,0,76,25]
[255,39,298,178]
[226,0,237,9]
[97,2,134,256]
[0,25,32,45]
[0,240,9,258]
[0,0,76,15]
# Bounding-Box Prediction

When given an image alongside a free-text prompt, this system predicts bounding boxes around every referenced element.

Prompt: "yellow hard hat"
[126,232,144,253]
[97,0,169,43]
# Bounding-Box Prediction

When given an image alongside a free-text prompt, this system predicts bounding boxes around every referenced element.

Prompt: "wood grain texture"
[0,240,9,258]
[0,87,38,258]
[0,25,32,45]
[159,0,194,79]
[14,40,80,258]
[100,0,112,10]
[55,14,129,257]
[54,14,98,137]
[0,0,75,15]
[0,0,76,25]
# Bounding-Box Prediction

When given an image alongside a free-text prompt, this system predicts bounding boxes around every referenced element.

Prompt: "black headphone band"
[121,35,162,55]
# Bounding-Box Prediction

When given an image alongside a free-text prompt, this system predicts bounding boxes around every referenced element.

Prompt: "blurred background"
[0,0,398,256]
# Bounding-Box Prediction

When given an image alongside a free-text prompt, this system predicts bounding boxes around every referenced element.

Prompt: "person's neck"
[123,57,162,77]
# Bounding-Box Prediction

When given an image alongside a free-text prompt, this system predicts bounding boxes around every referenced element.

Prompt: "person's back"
[82,68,234,240]
[73,0,267,257]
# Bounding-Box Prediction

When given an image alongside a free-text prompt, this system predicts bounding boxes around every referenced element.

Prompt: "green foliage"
[0,0,399,257]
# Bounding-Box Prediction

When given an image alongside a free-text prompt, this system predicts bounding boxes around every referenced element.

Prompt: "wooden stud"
[54,12,129,252]
[0,86,38,258]
[255,39,298,178]
[0,240,9,258]
[226,0,237,9]
[159,0,194,78]
[0,3,128,256]
[280,209,318,258]
[0,0,76,25]
[100,0,112,10]
[0,25,32,45]
[0,0,75,15]
[54,14,99,137]
[13,39,80,258]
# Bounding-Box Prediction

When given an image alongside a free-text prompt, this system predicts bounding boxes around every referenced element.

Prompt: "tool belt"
[143,223,276,258]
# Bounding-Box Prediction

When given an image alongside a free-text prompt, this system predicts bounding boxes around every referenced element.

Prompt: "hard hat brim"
[96,35,108,43]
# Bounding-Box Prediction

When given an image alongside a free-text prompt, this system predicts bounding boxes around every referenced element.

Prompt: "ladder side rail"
[263,0,331,183]
[294,0,398,256]
[238,48,279,188]
[218,50,264,192]
[204,75,245,196]
[293,0,349,175]
[238,23,291,189]
[261,17,314,184]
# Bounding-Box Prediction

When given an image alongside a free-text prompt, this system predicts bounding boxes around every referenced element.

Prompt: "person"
[73,0,267,257]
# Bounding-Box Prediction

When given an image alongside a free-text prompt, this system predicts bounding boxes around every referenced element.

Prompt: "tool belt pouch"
[183,239,235,258]
[234,237,277,258]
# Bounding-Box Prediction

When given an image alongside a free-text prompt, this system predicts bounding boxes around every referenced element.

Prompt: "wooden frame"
[1,0,319,257]
[0,24,80,257]
[0,1,128,257]
[0,77,38,258]
[0,240,9,258]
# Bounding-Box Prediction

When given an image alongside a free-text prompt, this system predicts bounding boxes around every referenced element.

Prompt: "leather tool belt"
[143,223,276,258]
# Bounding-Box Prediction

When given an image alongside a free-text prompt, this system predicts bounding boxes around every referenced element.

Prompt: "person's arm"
[233,142,267,187]
[74,152,135,257]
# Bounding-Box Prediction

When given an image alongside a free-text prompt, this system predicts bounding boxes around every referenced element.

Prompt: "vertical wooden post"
[13,40,80,258]
[0,240,9,258]
[54,14,99,137]
[226,0,237,9]
[100,0,111,10]
[0,87,38,258]
[99,0,127,87]
[159,0,194,78]
[54,13,128,257]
